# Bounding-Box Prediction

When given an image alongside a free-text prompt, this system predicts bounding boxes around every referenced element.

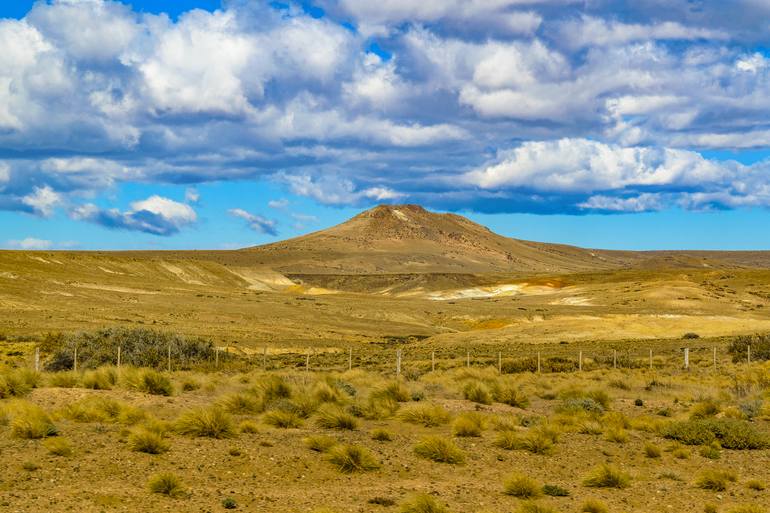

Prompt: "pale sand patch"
[71,282,158,294]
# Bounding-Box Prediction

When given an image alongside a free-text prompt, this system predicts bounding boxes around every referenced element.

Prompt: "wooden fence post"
[748,345,752,365]
[537,351,541,374]
[263,346,267,370]
[466,350,470,368]
[73,346,78,372]
[431,351,435,372]
[498,351,502,375]
[649,349,653,370]
[34,347,40,372]
[215,347,220,369]
[348,347,352,371]
[306,351,310,372]
[578,351,582,371]
[167,343,172,372]
[117,346,121,369]
[613,349,617,369]
[713,346,717,370]
[684,348,689,370]
[396,349,402,377]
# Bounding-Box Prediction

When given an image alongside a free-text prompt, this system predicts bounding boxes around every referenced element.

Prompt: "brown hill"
[240,204,634,274]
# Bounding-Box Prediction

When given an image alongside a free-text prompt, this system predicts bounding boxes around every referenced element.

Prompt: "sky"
[3,1,770,251]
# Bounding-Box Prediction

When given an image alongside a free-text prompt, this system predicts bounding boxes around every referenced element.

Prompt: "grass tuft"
[503,473,542,498]
[399,493,448,513]
[175,406,235,438]
[696,469,737,491]
[327,444,379,473]
[315,404,358,430]
[399,403,450,427]
[303,435,337,453]
[582,464,631,488]
[263,409,303,429]
[43,437,73,457]
[414,436,464,464]
[452,412,484,437]
[129,427,170,454]
[147,472,186,498]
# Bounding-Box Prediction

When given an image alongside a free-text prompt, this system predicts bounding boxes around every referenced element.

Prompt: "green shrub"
[128,369,173,396]
[175,406,235,438]
[414,436,464,464]
[583,464,630,488]
[399,493,448,513]
[503,473,542,498]
[61,396,145,425]
[696,469,737,491]
[493,429,554,455]
[690,399,720,419]
[219,392,264,415]
[315,404,358,430]
[746,479,765,491]
[0,369,36,398]
[372,381,411,403]
[700,441,721,460]
[81,368,117,390]
[45,327,215,371]
[147,472,186,498]
[222,497,237,509]
[728,334,770,362]
[452,412,484,437]
[399,403,450,427]
[48,371,80,388]
[663,419,769,449]
[238,420,260,434]
[327,444,379,473]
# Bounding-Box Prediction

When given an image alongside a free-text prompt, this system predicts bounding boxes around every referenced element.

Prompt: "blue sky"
[2,1,770,251]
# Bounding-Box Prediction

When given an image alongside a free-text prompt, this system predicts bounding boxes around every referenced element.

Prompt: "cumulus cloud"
[72,195,197,235]
[2,0,770,223]
[228,208,278,235]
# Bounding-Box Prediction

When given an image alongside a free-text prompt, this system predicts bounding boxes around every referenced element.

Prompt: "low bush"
[61,396,145,425]
[175,406,235,438]
[463,381,492,405]
[583,464,630,488]
[542,484,569,497]
[147,472,186,498]
[503,473,542,498]
[0,368,37,398]
[48,371,80,388]
[127,368,173,396]
[3,401,58,439]
[327,444,379,473]
[644,443,662,458]
[663,419,769,449]
[371,428,393,441]
[581,499,609,513]
[746,479,765,491]
[82,367,117,390]
[493,384,530,409]
[414,436,464,464]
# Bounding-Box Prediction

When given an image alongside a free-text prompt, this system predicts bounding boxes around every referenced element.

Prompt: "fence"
[22,339,761,376]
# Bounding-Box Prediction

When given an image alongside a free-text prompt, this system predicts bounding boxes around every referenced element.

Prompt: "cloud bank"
[2,0,770,234]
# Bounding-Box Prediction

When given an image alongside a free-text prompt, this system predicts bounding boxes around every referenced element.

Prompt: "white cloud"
[578,193,665,213]
[268,198,289,209]
[185,187,200,203]
[72,195,196,235]
[228,208,278,235]
[464,138,728,193]
[22,186,62,217]
[284,174,404,205]
[0,162,9,187]
[7,237,53,250]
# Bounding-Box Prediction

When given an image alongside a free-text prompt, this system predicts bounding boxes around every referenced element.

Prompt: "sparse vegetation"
[414,436,464,464]
[327,444,379,473]
[175,406,235,438]
[147,472,186,498]
[399,493,448,513]
[583,464,631,488]
[696,469,737,491]
[503,473,542,498]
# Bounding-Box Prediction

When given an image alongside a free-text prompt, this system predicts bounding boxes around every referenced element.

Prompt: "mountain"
[241,204,631,274]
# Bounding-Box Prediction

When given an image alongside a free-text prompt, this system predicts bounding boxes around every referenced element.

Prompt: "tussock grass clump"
[256,375,293,402]
[315,404,358,430]
[604,426,629,444]
[581,499,609,513]
[690,398,721,419]
[43,437,73,457]
[263,409,303,429]
[493,384,530,408]
[219,391,264,415]
[327,444,379,473]
[558,389,611,414]
[700,441,722,459]
[414,436,464,464]
[61,396,145,425]
[313,381,344,404]
[3,401,58,439]
[503,473,543,498]
[663,419,769,449]
[494,428,556,455]
[238,420,260,434]
[129,427,170,454]
[48,371,80,388]
[644,442,662,458]
[175,406,235,438]
[452,412,484,437]
[399,403,450,427]
[304,435,337,453]
[399,493,448,513]
[371,428,393,441]
[696,469,737,491]
[0,368,37,398]
[147,472,186,498]
[371,381,411,403]
[180,378,200,392]
[746,479,765,491]
[463,381,492,405]
[82,367,117,390]
[127,369,173,396]
[578,420,603,435]
[583,464,631,488]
